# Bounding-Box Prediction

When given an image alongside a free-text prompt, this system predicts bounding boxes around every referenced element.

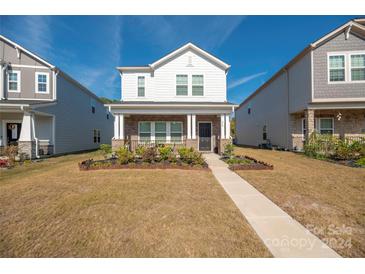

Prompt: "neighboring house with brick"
[107,43,237,153]
[235,18,365,150]
[0,35,113,159]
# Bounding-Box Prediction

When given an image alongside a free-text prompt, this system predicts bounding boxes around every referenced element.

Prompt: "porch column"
[120,114,124,140]
[191,114,196,139]
[187,114,191,139]
[220,114,226,139]
[304,109,315,140]
[19,112,32,142]
[225,114,230,139]
[113,113,120,139]
[18,112,36,159]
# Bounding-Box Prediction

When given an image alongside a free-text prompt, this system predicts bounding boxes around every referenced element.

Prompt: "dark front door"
[6,123,22,145]
[199,123,211,151]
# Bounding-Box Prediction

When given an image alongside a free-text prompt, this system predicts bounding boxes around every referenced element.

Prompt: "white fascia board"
[0,35,55,69]
[149,42,230,71]
[116,66,152,73]
[106,103,238,109]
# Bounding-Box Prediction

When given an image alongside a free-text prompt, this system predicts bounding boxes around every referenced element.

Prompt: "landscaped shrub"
[116,146,134,164]
[178,147,205,165]
[226,157,252,165]
[141,146,157,163]
[158,145,173,161]
[223,142,234,158]
[355,157,365,167]
[135,145,147,157]
[3,145,18,166]
[99,144,112,158]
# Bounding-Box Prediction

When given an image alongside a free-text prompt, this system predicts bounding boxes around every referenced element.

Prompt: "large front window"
[351,54,365,81]
[329,55,345,82]
[138,121,183,143]
[319,118,334,135]
[176,74,188,96]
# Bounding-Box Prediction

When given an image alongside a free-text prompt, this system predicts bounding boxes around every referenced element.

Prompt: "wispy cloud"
[228,71,267,89]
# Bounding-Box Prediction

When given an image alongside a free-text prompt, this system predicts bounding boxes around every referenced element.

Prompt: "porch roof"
[106,101,237,115]
[0,100,57,112]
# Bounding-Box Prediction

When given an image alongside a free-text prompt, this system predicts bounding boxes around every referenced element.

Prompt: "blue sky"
[0,15,358,103]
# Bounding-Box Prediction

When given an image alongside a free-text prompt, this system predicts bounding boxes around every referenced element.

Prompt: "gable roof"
[117,42,230,73]
[237,19,365,110]
[0,35,105,105]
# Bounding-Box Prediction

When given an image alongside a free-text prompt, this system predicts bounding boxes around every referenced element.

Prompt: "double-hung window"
[192,75,204,96]
[155,122,167,143]
[93,129,101,144]
[138,76,145,97]
[139,122,151,142]
[8,71,20,92]
[170,122,182,143]
[350,54,365,81]
[176,74,188,96]
[319,118,334,135]
[35,72,49,93]
[329,55,345,82]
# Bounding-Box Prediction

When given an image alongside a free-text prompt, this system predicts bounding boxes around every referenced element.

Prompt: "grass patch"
[233,146,365,258]
[0,151,271,257]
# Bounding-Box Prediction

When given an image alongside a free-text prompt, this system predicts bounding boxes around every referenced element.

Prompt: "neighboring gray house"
[0,35,113,159]
[235,18,365,150]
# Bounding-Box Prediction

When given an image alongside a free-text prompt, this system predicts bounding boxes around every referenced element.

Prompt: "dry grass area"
[234,146,365,258]
[0,151,271,258]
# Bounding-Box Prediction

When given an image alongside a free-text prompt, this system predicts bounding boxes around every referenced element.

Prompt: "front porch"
[290,108,365,150]
[111,113,232,154]
[0,108,55,159]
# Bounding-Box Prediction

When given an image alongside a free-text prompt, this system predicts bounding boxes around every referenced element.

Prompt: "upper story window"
[192,75,204,96]
[138,76,145,97]
[35,72,49,93]
[8,71,21,92]
[329,55,345,82]
[176,74,188,96]
[350,54,365,81]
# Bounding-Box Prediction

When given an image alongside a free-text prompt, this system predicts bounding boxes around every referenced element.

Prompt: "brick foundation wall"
[112,139,126,151]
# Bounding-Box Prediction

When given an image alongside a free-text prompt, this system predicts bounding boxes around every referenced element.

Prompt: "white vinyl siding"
[176,74,188,96]
[8,70,20,92]
[138,76,145,97]
[192,75,204,96]
[121,50,226,102]
[350,54,365,81]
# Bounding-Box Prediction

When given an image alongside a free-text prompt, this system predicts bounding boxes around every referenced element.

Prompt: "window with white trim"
[192,75,204,96]
[170,122,182,143]
[139,122,151,142]
[329,55,345,82]
[176,74,188,96]
[8,71,20,92]
[319,118,334,135]
[138,76,145,97]
[155,122,167,143]
[93,129,101,143]
[350,54,365,81]
[36,72,49,93]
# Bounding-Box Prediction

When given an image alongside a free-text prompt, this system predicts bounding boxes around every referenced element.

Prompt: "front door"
[6,123,22,145]
[199,122,211,151]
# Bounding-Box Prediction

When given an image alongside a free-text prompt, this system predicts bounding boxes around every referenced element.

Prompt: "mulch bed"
[225,155,273,171]
[79,159,210,171]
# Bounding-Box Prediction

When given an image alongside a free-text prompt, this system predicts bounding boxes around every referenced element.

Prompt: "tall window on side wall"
[192,75,204,96]
[93,129,101,144]
[176,74,188,96]
[350,54,365,81]
[328,55,345,82]
[8,71,20,92]
[319,118,334,135]
[138,76,145,97]
[139,122,151,142]
[35,72,49,93]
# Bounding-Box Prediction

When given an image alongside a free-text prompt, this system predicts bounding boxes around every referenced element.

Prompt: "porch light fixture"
[336,112,342,121]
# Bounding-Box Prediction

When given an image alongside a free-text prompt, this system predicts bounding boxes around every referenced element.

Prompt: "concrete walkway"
[204,153,340,258]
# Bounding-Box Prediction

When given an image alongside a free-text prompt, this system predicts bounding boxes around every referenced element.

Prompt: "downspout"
[1,62,9,99]
[31,113,40,159]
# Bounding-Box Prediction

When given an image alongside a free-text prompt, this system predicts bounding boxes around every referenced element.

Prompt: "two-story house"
[0,35,113,159]
[107,43,237,153]
[235,18,365,150]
